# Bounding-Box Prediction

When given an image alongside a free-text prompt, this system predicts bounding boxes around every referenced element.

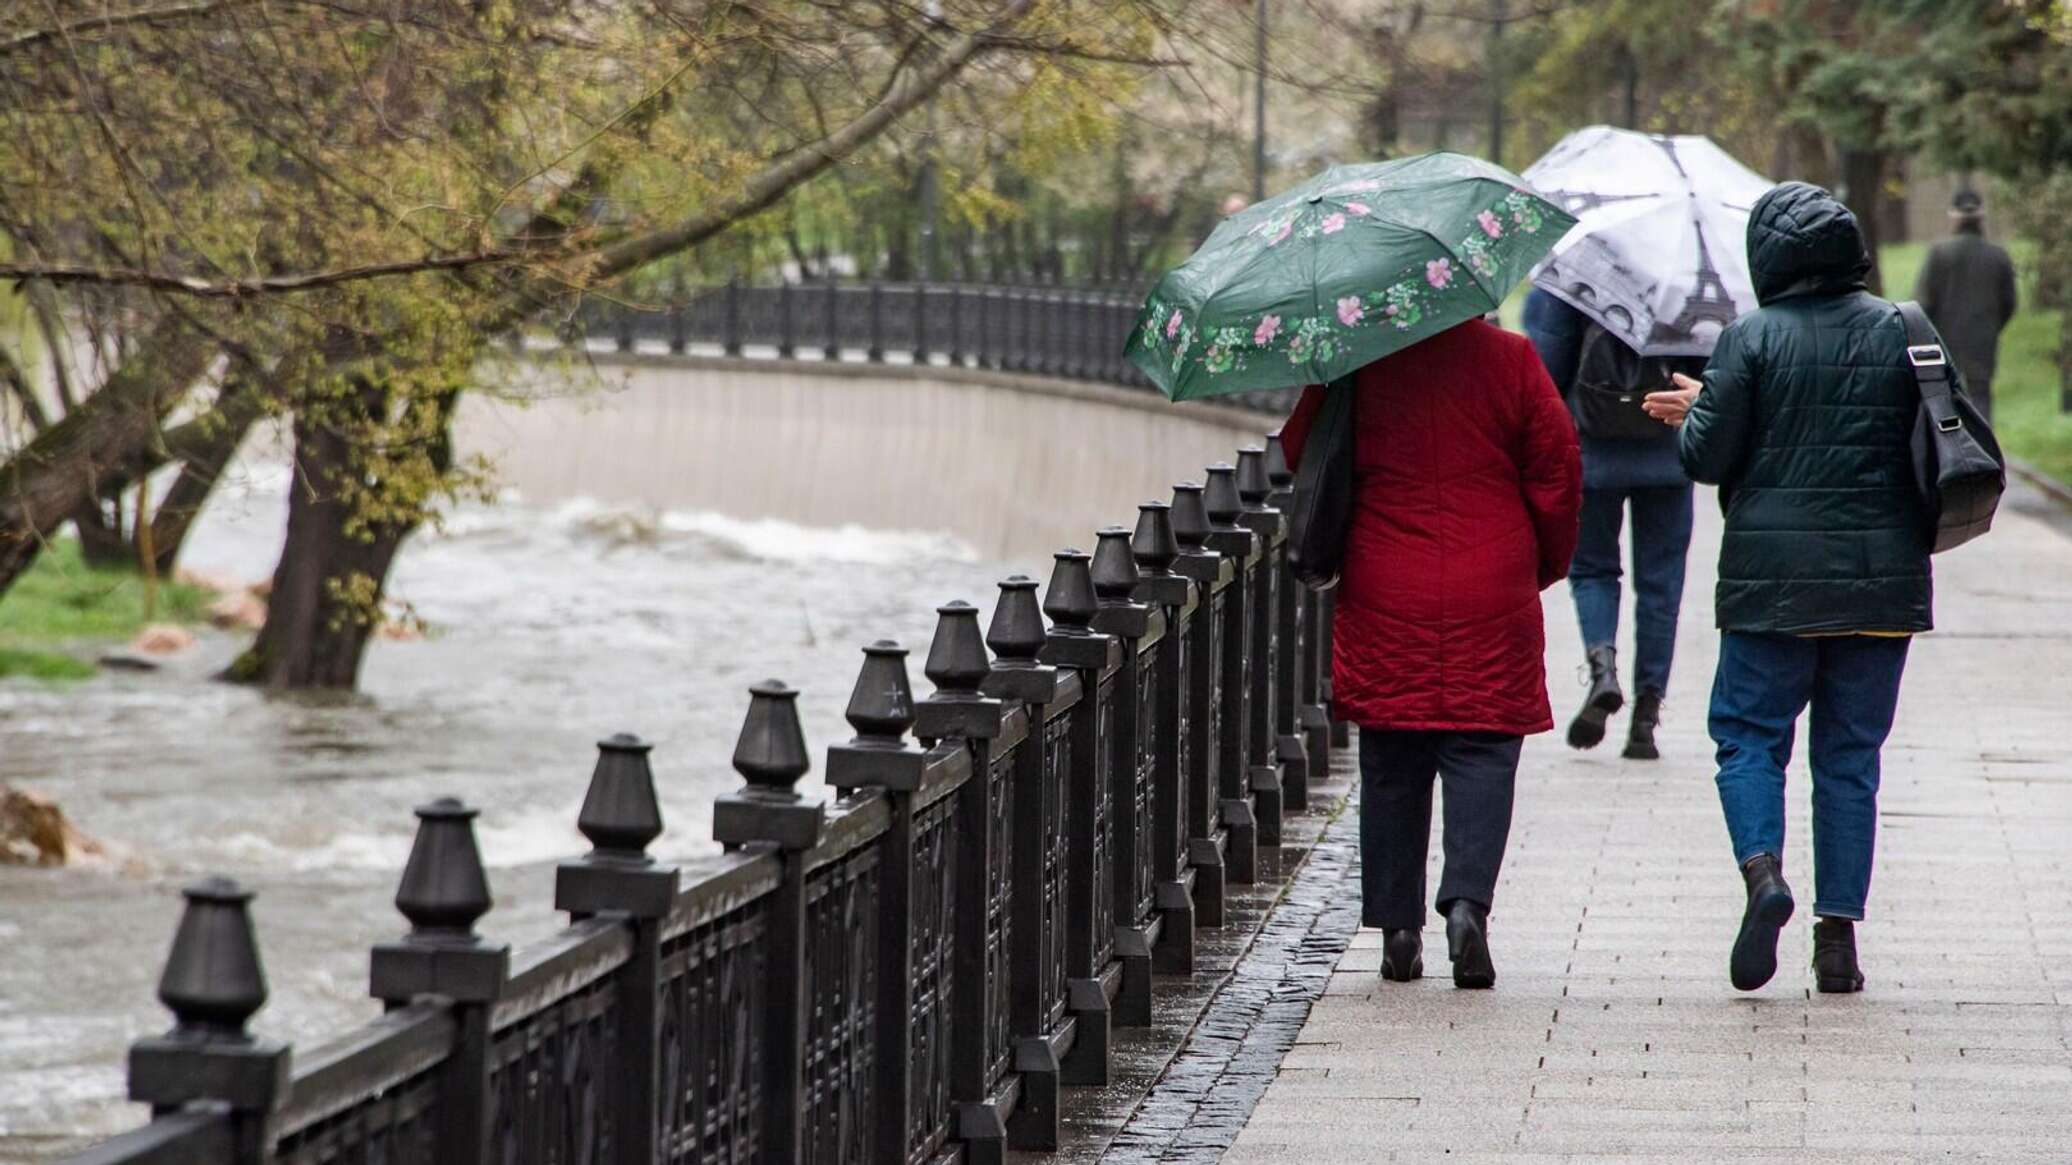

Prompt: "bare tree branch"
[0,0,261,58]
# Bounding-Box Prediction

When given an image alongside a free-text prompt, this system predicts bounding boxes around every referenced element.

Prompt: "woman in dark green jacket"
[1644,182,1931,997]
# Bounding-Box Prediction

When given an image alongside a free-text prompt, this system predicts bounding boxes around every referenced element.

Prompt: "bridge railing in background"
[63,405,1347,1165]
[545,279,1303,416]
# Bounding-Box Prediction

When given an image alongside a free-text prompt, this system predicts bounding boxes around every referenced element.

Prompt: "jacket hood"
[1746,182,1872,305]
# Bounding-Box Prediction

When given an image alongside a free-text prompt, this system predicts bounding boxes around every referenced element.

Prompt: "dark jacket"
[1283,320,1581,733]
[1680,182,1932,635]
[1523,288,1689,492]
[1915,223,2018,394]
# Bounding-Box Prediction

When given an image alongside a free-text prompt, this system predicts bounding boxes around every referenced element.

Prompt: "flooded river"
[0,357,1265,1159]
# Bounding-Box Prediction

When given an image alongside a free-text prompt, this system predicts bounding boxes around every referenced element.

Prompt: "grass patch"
[1880,241,2071,486]
[0,647,98,681]
[0,539,212,680]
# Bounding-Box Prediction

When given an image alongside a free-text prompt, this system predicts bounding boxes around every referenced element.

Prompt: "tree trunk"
[227,380,453,690]
[0,322,214,594]
[72,498,131,566]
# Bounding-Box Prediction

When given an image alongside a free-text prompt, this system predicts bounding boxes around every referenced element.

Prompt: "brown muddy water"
[0,356,1266,1159]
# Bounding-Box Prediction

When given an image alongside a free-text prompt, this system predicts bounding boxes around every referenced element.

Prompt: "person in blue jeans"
[1644,183,1933,995]
[1523,289,1700,760]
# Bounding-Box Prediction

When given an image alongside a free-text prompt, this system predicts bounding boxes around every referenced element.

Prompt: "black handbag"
[1287,378,1356,591]
[1897,301,2004,554]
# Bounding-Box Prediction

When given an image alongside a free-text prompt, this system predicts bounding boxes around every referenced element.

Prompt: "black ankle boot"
[1381,928,1423,982]
[1813,918,1864,994]
[1731,853,1795,991]
[1567,645,1624,750]
[1445,900,1495,989]
[1623,692,1662,760]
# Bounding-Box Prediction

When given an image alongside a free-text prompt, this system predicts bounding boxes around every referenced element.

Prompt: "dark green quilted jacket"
[1680,182,1932,635]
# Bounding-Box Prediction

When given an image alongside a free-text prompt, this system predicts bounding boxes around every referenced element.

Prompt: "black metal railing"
[61,420,1347,1165]
[548,279,1304,416]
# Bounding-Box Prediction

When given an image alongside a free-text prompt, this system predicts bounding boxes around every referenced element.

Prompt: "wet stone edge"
[1101,783,1362,1162]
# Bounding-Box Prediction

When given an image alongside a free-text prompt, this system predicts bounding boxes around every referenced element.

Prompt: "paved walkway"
[1226,482,2072,1163]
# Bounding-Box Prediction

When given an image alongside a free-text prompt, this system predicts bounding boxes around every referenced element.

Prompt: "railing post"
[867,282,887,362]
[667,299,688,355]
[777,281,796,359]
[975,284,993,370]
[947,283,966,367]
[126,877,289,1163]
[827,641,969,1165]
[979,579,1073,1151]
[1201,464,1260,883]
[1132,501,1198,974]
[1037,549,1122,1086]
[370,798,510,1165]
[554,735,681,1165]
[712,681,826,1165]
[1169,483,1234,924]
[824,275,842,362]
[723,277,744,357]
[1085,292,1102,379]
[1032,286,1054,376]
[913,284,932,365]
[1091,526,1162,1027]
[915,602,1017,1165]
[1235,445,1288,847]
[1263,432,1314,811]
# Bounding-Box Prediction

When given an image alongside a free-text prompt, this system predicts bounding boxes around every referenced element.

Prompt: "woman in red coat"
[1283,317,1581,988]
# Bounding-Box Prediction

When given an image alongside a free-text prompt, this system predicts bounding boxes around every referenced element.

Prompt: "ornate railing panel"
[799,841,881,1165]
[658,886,769,1165]
[903,792,958,1165]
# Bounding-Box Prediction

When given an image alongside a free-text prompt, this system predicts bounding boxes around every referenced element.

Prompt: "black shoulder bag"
[1287,378,1356,591]
[1897,300,2004,554]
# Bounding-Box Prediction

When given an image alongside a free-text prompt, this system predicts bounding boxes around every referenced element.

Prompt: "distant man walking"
[1914,188,2018,422]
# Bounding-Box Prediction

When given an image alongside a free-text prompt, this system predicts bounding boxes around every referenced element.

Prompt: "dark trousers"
[1569,484,1694,697]
[1709,632,1910,920]
[1358,728,1523,930]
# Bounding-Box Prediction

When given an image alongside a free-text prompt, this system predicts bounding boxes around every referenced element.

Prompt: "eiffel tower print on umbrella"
[1522,126,1773,357]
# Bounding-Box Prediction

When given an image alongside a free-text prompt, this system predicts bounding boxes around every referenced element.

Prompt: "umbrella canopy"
[1523,126,1773,357]
[1125,153,1576,401]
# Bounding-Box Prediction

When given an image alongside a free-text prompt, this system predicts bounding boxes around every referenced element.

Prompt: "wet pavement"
[1008,758,1360,1164]
[1224,479,2072,1163]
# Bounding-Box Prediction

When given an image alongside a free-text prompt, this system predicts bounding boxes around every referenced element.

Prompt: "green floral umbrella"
[1126,153,1577,401]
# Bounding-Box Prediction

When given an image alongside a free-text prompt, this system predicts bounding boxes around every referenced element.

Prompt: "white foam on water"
[422,495,977,566]
[203,799,583,874]
[655,509,978,565]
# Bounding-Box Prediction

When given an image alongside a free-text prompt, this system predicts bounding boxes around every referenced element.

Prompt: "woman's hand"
[1642,372,1704,428]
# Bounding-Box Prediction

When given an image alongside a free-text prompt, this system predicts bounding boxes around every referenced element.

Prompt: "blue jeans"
[1709,632,1911,920]
[1569,485,1694,697]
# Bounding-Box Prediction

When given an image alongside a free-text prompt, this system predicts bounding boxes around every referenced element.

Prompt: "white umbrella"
[1522,126,1773,357]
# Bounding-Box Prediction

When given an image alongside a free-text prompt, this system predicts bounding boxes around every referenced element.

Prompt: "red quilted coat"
[1282,319,1581,735]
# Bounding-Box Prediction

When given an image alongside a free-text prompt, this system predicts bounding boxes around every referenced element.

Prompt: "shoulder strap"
[1896,301,1958,416]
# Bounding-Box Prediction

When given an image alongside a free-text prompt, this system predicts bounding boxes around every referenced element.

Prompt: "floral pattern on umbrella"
[1127,170,1572,401]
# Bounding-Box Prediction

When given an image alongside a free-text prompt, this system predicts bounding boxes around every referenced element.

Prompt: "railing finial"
[1236,445,1270,505]
[129,875,289,1117]
[1042,549,1097,633]
[1203,463,1243,529]
[715,680,825,850]
[1170,482,1209,549]
[576,734,663,864]
[1264,430,1293,489]
[156,876,268,1043]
